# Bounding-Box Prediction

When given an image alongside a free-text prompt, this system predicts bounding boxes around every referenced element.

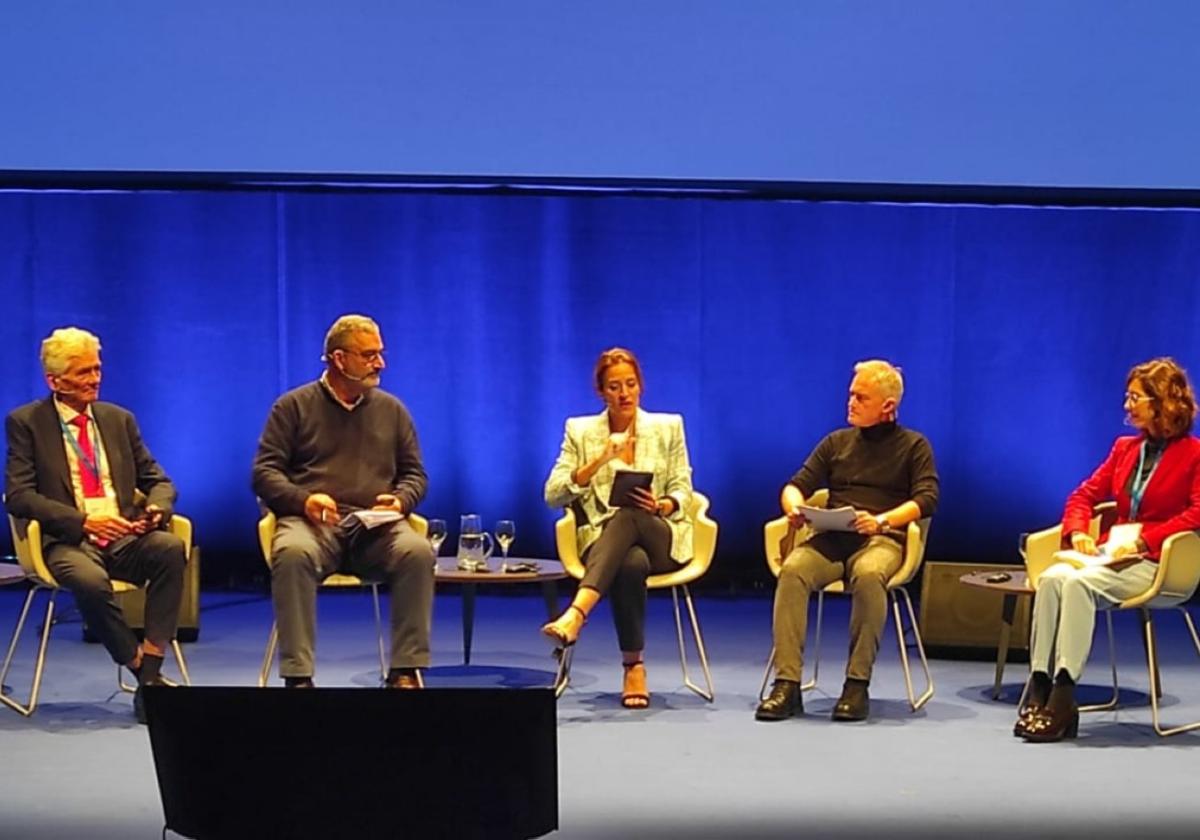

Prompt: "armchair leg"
[1081,610,1120,712]
[891,587,934,711]
[552,644,573,699]
[1147,608,1200,737]
[258,622,279,688]
[758,648,776,702]
[371,584,387,682]
[118,637,194,693]
[0,587,57,717]
[758,588,826,700]
[801,589,824,692]
[671,585,714,702]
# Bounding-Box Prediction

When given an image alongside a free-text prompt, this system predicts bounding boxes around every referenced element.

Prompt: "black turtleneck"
[789,421,939,519]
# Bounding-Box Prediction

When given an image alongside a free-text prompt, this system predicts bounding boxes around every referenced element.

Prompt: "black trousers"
[44,530,187,665]
[580,507,676,653]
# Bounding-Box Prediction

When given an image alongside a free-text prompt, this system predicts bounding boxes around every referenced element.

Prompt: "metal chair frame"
[552,492,718,702]
[255,510,427,687]
[1022,503,1200,736]
[2,514,193,717]
[757,489,935,712]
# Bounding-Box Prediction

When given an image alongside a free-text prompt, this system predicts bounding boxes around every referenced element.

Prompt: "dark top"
[5,397,176,547]
[251,381,427,517]
[789,422,939,519]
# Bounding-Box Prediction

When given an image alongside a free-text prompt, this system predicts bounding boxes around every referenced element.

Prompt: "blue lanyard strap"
[1129,439,1160,521]
[57,414,103,483]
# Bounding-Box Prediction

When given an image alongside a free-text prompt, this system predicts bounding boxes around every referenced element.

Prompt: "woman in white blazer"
[542,347,693,708]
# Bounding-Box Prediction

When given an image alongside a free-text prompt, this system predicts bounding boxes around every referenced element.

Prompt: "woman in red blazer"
[1018,358,1200,742]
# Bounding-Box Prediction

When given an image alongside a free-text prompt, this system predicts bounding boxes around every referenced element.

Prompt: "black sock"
[387,667,416,683]
[1053,669,1075,687]
[284,676,314,688]
[1029,670,1052,702]
[138,654,164,685]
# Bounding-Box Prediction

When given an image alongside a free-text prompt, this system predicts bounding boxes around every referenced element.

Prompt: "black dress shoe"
[831,679,869,721]
[755,680,801,721]
[133,676,172,725]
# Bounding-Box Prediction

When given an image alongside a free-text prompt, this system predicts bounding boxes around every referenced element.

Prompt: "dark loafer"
[755,679,802,721]
[1013,701,1043,737]
[831,679,869,722]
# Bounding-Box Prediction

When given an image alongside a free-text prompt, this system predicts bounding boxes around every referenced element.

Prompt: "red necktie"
[70,414,105,498]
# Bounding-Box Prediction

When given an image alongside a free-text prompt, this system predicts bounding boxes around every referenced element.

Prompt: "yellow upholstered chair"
[1,512,194,716]
[256,510,428,687]
[759,488,934,711]
[1021,502,1200,736]
[552,491,718,701]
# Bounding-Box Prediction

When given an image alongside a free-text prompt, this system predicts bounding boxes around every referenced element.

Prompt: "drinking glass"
[427,519,447,569]
[496,520,516,568]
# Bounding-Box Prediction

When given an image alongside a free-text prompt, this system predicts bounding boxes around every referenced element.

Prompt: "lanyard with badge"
[1129,439,1162,521]
[58,413,118,516]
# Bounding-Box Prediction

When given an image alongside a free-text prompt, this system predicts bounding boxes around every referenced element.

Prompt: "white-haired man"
[756,360,939,722]
[252,314,434,688]
[5,327,186,723]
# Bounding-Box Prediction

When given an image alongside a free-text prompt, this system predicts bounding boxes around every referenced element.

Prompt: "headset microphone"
[321,353,372,383]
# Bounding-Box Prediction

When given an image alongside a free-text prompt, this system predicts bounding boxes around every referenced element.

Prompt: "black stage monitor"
[145,686,558,839]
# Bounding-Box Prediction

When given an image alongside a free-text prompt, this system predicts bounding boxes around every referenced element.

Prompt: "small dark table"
[435,557,568,665]
[959,569,1035,699]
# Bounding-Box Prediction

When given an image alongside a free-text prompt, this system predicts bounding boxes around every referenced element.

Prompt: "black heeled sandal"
[621,661,649,709]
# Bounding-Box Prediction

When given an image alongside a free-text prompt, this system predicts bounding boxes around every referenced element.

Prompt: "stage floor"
[1,587,1198,839]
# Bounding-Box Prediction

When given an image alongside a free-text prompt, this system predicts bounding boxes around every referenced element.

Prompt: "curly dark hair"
[1128,357,1196,440]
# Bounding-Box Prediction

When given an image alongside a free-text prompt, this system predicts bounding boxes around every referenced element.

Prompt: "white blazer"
[544,408,693,563]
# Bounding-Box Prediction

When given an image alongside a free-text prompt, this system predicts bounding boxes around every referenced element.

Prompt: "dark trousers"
[44,530,187,665]
[270,516,434,678]
[580,508,676,653]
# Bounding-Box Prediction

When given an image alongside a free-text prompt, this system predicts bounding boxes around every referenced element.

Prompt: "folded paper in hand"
[339,509,403,538]
[1052,522,1145,568]
[797,505,858,532]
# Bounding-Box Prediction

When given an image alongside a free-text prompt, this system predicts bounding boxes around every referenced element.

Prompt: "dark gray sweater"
[789,422,939,518]
[251,381,427,517]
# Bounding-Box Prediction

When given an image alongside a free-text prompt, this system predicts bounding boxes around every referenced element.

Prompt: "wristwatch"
[874,514,889,532]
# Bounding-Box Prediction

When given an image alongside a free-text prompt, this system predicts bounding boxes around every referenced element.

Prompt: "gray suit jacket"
[545,408,693,563]
[5,396,176,548]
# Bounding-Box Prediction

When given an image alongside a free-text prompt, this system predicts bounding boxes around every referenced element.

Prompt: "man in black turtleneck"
[756,360,938,722]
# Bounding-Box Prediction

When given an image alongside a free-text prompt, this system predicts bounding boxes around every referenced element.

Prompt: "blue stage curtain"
[2,191,1199,583]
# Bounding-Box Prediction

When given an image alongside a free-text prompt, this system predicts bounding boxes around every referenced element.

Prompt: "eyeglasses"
[1124,392,1152,406]
[336,348,386,363]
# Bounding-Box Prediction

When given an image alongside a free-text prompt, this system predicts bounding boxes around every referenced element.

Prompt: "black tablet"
[608,470,654,507]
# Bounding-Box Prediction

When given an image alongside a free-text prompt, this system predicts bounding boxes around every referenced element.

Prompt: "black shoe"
[133,676,171,725]
[831,679,869,721]
[283,676,315,688]
[755,680,801,721]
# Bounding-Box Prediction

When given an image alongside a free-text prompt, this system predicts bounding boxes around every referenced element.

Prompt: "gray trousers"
[270,515,434,678]
[772,532,903,683]
[44,530,187,665]
[1029,559,1158,682]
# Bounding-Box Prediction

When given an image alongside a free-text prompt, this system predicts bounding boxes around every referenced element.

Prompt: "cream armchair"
[256,510,428,687]
[759,489,934,711]
[552,492,718,701]
[1021,502,1200,736]
[1,512,194,716]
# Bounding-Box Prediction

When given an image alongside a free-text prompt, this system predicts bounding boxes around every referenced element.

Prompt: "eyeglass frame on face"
[334,347,386,364]
[1124,391,1153,406]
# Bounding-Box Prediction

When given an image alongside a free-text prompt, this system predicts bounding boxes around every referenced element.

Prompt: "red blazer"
[1062,434,1200,560]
